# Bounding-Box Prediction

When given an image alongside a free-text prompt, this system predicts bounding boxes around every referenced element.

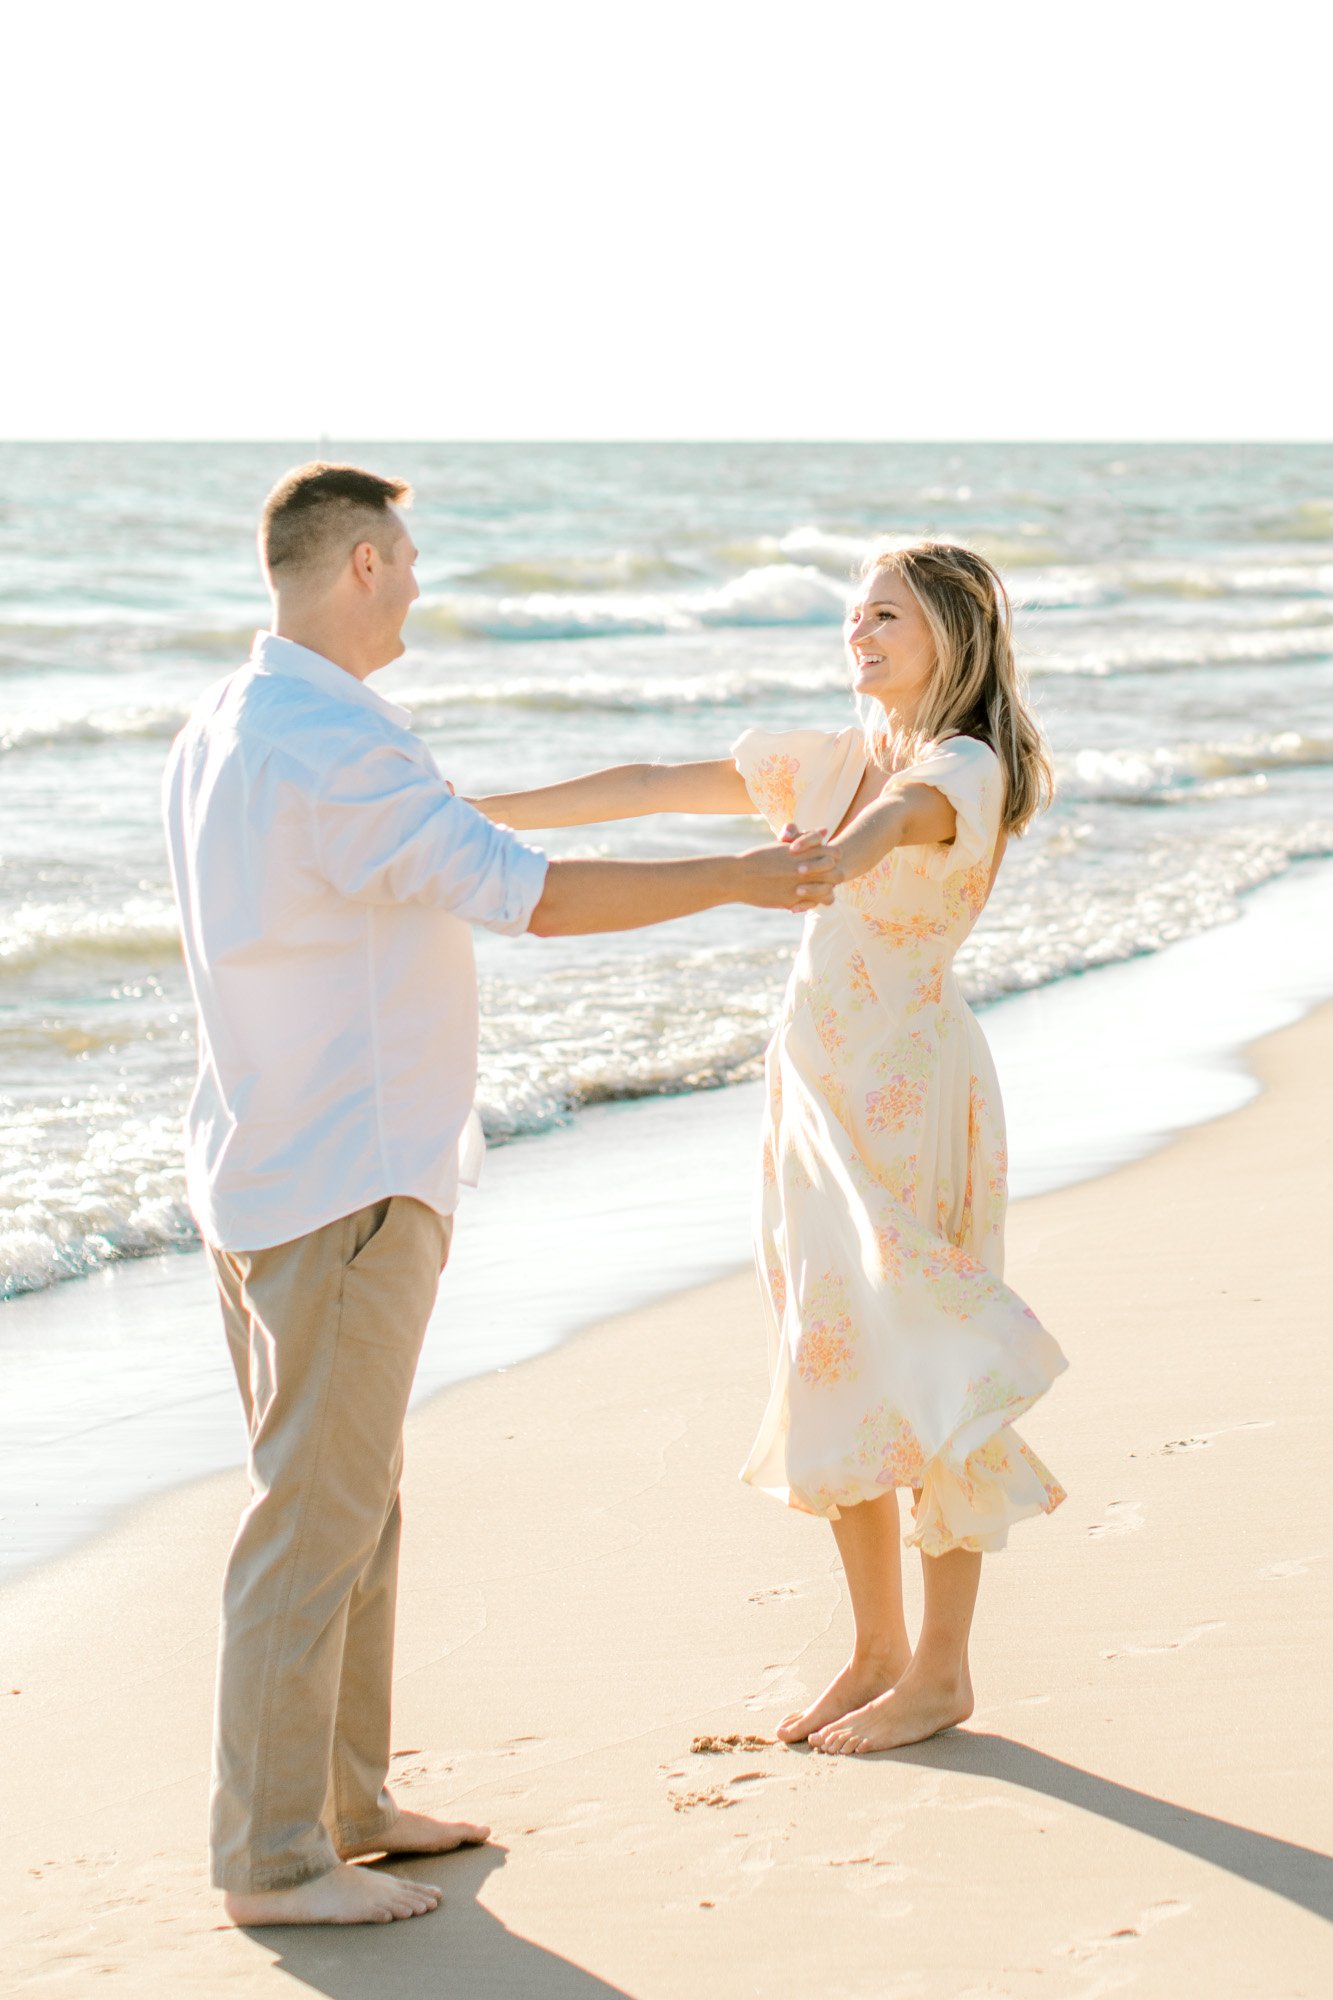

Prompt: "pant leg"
[326,1212,453,1847]
[211,1243,257,1426]
[205,1195,449,1893]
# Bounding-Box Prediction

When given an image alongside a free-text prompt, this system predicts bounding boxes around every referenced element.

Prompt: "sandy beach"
[2,996,1331,1997]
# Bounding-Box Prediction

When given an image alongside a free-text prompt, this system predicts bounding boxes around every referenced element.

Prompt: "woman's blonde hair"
[859,540,1053,836]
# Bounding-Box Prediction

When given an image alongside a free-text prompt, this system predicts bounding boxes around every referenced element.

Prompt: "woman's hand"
[736,829,842,910]
[782,782,957,882]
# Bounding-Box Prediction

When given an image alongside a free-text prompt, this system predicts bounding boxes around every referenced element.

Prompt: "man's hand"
[528,831,841,936]
[736,828,842,910]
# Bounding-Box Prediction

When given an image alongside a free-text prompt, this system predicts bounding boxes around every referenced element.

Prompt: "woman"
[471,540,1067,1754]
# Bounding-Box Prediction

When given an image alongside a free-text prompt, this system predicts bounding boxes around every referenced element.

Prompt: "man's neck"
[271,609,378,683]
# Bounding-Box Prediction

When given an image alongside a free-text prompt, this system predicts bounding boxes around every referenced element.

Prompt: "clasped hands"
[747,821,841,912]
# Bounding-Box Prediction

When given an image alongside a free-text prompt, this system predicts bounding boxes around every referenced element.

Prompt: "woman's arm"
[467,758,752,829]
[825,781,959,879]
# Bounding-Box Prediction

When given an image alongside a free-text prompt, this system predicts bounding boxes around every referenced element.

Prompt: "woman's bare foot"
[337,1809,491,1860]
[223,1861,443,1927]
[777,1649,911,1744]
[810,1659,973,1755]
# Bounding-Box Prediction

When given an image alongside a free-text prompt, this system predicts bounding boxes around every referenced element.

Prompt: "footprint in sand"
[1060,1897,1189,1963]
[690,1733,775,1754]
[1160,1419,1275,1454]
[1088,1501,1143,1539]
[1263,1553,1329,1580]
[1102,1621,1222,1661]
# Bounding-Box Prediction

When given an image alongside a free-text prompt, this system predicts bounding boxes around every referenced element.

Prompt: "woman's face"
[845,567,936,717]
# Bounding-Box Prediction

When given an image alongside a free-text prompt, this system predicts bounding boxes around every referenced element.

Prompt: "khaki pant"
[204,1195,452,1892]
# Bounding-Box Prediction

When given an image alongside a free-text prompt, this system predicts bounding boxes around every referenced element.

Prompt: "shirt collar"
[250,632,413,730]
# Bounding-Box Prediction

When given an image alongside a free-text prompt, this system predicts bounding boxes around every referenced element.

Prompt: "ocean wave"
[0,611,256,652]
[1063,732,1333,803]
[0,1152,197,1302]
[407,657,853,721]
[0,1200,199,1300]
[0,897,181,972]
[1253,501,1333,543]
[1032,621,1333,676]
[6,829,1333,1301]
[1005,557,1333,612]
[6,551,1330,685]
[413,562,850,643]
[0,707,185,755]
[460,550,696,592]
[0,1090,197,1301]
[711,526,872,577]
[1115,558,1333,600]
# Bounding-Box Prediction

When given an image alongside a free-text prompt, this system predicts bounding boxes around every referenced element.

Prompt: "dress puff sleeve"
[731,726,866,838]
[897,734,1005,879]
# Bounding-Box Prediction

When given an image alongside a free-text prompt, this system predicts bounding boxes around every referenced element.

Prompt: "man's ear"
[349,540,379,591]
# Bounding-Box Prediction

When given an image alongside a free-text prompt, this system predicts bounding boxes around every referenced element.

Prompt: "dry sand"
[2,1003,1331,1997]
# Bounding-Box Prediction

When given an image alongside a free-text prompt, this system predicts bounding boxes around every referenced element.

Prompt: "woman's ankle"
[852,1637,912,1674]
[903,1645,969,1688]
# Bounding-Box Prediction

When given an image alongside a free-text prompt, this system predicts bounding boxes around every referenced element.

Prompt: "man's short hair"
[260,462,413,581]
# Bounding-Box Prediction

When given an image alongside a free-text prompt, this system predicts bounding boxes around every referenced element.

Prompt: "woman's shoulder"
[731,724,866,834]
[902,730,1004,796]
[731,723,862,765]
[935,730,1000,766]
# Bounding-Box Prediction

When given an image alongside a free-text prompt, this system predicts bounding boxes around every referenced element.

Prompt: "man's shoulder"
[189,664,418,781]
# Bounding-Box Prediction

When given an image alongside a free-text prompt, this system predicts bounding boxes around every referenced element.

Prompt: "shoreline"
[3,852,1333,1584]
[1,994,1330,1992]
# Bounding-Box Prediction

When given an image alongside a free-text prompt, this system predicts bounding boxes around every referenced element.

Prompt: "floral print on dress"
[751,753,801,827]
[780,1131,814,1197]
[808,977,848,1064]
[732,726,1068,1554]
[865,911,947,947]
[873,1217,915,1284]
[846,950,878,1008]
[819,1071,850,1135]
[1016,1439,1067,1509]
[956,1368,1028,1428]
[907,960,945,1015]
[917,1242,1000,1322]
[864,1029,934,1136]
[795,1271,858,1387]
[846,1399,926,1487]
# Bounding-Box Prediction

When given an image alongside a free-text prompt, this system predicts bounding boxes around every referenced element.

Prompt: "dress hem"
[739,1430,1067,1558]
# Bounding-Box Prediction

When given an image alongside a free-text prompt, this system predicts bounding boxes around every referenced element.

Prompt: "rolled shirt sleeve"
[313,739,548,936]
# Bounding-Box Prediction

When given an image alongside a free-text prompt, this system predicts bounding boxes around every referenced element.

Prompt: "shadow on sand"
[242,1733,1330,1994]
[251,1844,632,2000]
[887,1731,1333,1924]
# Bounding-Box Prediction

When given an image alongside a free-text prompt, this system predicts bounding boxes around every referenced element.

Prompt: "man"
[161,462,839,1928]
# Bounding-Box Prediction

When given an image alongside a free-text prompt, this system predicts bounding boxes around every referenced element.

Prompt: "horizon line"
[3,435,1332,449]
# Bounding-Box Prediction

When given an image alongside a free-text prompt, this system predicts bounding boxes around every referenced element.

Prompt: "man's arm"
[312,736,837,939]
[528,832,839,936]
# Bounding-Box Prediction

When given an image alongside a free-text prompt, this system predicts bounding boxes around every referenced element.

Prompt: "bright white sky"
[3,0,1328,439]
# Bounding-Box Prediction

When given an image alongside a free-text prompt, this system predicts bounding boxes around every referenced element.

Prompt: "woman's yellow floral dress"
[733,725,1067,1556]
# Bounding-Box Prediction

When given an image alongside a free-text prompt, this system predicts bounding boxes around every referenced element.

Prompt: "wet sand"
[1,1004,1331,1996]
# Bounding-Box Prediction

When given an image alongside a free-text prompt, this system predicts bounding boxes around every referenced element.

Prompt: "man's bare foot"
[777,1650,911,1744]
[337,1809,491,1861]
[810,1660,974,1755]
[223,1861,442,1927]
